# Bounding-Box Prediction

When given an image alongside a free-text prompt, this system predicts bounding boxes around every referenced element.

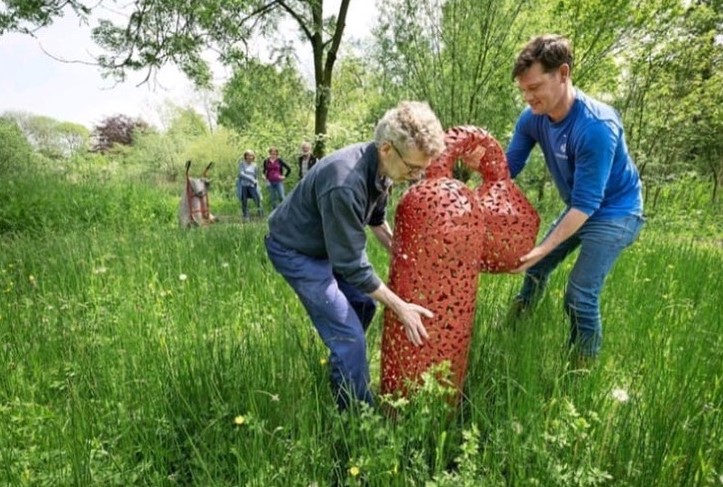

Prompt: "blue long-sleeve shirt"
[506,90,642,220]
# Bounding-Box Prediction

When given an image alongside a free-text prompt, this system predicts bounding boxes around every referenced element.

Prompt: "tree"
[619,0,723,204]
[217,57,313,135]
[2,111,89,158]
[0,0,91,35]
[0,116,35,175]
[92,114,148,153]
[89,0,351,156]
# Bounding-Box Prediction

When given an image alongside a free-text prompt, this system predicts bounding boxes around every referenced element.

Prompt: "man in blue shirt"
[265,101,446,409]
[506,35,644,360]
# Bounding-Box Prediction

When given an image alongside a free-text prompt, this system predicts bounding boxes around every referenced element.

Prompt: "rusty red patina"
[381,126,540,397]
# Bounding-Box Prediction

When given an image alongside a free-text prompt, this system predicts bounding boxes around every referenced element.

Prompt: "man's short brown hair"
[512,35,573,80]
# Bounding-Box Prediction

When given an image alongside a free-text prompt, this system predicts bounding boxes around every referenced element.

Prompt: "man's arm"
[370,281,433,346]
[512,208,589,273]
[370,221,393,253]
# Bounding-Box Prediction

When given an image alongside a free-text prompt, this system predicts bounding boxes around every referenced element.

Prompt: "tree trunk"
[307,0,350,158]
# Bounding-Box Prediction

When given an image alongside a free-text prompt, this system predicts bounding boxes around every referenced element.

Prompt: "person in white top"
[236,150,263,220]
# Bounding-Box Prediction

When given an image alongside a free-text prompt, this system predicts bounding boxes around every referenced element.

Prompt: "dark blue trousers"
[265,236,377,409]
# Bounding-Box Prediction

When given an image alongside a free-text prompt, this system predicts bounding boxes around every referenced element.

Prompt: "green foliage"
[0,116,37,176]
[218,57,313,138]
[0,173,177,235]
[618,0,723,203]
[0,0,90,34]
[1,195,721,485]
[2,111,90,159]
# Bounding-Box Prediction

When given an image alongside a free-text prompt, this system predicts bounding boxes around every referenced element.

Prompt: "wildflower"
[221,262,230,268]
[29,275,36,287]
[179,274,188,281]
[349,466,360,477]
[611,388,630,403]
[93,266,107,275]
[233,415,246,426]
[320,357,328,366]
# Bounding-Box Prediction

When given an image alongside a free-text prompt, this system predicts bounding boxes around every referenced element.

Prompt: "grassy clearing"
[1,176,721,486]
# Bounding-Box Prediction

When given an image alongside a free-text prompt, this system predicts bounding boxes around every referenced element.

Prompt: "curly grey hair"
[374,101,446,158]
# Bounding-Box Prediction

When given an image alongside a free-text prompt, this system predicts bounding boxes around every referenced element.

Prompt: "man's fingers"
[411,304,434,318]
[417,323,429,341]
[406,326,421,346]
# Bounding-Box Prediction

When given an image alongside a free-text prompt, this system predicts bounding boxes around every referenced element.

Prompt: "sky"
[0,1,376,129]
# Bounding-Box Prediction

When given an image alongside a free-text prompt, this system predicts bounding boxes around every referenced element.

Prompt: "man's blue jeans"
[268,182,286,209]
[265,235,377,410]
[516,213,644,357]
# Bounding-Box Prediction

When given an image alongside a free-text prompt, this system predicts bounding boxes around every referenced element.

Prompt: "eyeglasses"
[390,141,426,176]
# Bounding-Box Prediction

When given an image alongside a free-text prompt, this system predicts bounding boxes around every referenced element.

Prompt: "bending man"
[265,101,446,409]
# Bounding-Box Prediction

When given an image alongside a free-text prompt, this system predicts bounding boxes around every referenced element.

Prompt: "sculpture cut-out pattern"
[381,126,540,396]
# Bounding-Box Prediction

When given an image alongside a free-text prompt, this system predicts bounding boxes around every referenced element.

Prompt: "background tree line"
[1,0,721,205]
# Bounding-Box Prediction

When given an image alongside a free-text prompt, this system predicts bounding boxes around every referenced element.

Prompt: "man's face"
[515,62,567,117]
[382,141,430,183]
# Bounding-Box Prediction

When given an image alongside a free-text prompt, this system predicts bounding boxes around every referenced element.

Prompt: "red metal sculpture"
[381,126,540,396]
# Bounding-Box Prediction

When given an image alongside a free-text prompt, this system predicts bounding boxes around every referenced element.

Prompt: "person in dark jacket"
[297,141,317,179]
[265,101,446,410]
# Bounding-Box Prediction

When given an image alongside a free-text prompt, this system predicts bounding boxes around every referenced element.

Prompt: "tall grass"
[1,174,721,486]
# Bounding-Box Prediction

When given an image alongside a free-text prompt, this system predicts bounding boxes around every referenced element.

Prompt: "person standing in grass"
[505,34,645,360]
[297,140,317,179]
[263,146,292,209]
[236,150,263,221]
[265,101,446,410]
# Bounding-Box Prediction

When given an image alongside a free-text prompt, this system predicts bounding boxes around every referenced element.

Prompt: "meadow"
[1,171,721,486]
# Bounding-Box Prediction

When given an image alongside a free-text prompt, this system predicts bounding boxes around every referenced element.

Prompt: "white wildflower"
[179,273,188,281]
[93,266,107,275]
[611,388,630,403]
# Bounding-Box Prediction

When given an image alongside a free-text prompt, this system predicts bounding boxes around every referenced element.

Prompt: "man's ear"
[560,63,571,82]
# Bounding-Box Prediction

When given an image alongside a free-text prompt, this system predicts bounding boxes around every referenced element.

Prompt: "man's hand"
[395,301,433,346]
[512,245,547,273]
[511,208,590,274]
[370,282,434,346]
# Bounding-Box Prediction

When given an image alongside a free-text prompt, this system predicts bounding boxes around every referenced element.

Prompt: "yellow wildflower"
[233,415,246,426]
[349,466,360,477]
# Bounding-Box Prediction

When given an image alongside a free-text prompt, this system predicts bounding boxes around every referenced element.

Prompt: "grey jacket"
[268,142,391,293]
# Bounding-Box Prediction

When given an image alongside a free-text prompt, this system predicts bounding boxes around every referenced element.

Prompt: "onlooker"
[265,101,446,410]
[236,149,263,220]
[262,147,291,209]
[297,141,317,179]
[505,35,644,361]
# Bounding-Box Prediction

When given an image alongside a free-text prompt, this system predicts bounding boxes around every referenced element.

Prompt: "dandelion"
[233,415,246,426]
[179,273,188,281]
[320,357,328,366]
[349,466,360,477]
[611,388,630,403]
